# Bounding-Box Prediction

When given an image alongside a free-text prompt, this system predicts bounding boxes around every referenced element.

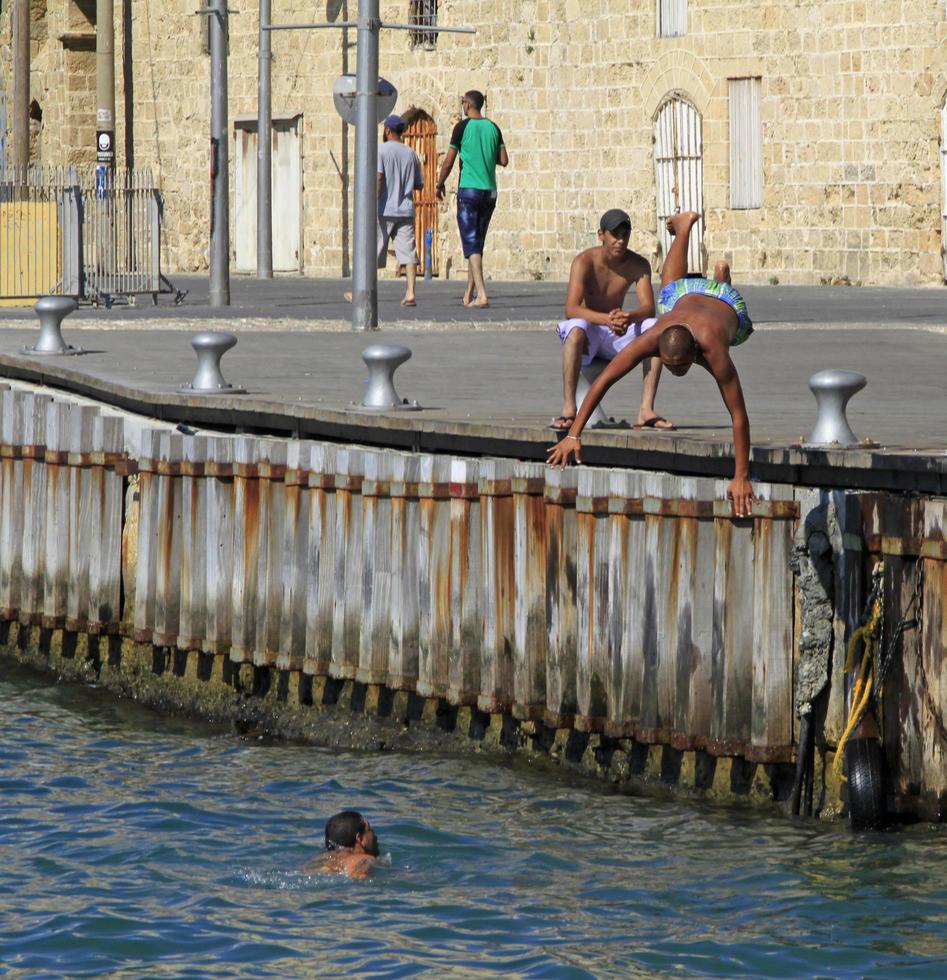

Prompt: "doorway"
[653,95,704,274]
[402,109,439,276]
[234,114,302,273]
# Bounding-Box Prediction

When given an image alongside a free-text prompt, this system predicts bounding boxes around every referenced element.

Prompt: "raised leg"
[712,259,731,284]
[662,211,701,286]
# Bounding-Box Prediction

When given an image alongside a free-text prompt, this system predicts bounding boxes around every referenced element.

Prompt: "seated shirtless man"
[552,208,671,432]
[301,810,380,880]
[547,211,755,518]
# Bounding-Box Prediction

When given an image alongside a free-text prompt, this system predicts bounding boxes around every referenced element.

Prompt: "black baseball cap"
[599,208,631,233]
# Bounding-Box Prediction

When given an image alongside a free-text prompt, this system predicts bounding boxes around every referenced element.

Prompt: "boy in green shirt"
[436,90,509,308]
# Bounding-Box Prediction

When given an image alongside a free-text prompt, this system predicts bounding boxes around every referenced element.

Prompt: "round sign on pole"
[332,74,398,126]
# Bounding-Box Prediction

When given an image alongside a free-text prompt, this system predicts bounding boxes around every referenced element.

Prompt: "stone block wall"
[2,0,946,284]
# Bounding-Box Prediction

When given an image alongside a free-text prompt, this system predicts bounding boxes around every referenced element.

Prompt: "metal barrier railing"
[0,165,184,307]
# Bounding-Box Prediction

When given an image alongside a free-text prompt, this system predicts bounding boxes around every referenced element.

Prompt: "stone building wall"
[1,0,946,285]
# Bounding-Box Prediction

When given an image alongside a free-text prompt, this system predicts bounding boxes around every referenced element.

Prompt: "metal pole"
[352,0,379,331]
[96,0,116,169]
[12,0,30,169]
[256,0,273,278]
[209,0,231,306]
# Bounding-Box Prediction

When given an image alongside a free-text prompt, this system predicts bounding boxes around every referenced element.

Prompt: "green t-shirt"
[449,118,505,191]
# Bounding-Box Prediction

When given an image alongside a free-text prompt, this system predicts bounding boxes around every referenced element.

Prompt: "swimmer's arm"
[564,254,613,326]
[708,354,754,517]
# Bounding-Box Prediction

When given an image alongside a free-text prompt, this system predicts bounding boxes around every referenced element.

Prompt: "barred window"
[409,1,438,50]
[657,0,687,38]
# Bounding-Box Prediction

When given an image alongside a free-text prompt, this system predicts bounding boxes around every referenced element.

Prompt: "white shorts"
[378,217,419,268]
[556,317,659,365]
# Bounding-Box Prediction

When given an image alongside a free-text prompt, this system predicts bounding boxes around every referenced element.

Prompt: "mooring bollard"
[25,296,81,355]
[182,331,246,393]
[355,343,421,411]
[805,369,867,446]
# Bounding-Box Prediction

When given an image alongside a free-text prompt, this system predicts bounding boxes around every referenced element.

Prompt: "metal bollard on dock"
[25,296,82,356]
[181,331,246,394]
[805,369,867,447]
[353,344,421,411]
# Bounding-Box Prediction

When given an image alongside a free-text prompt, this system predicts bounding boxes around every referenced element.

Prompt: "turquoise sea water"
[2,660,946,979]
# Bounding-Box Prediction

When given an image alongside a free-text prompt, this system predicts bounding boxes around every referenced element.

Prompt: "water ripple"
[2,658,947,978]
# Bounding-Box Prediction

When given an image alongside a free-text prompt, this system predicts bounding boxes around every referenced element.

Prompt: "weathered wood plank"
[512,460,546,720]
[617,470,647,737]
[254,440,287,667]
[673,477,716,750]
[152,432,183,648]
[303,442,337,676]
[19,393,52,623]
[357,449,393,685]
[479,458,515,713]
[132,427,162,641]
[277,440,311,671]
[203,437,235,655]
[42,402,70,627]
[178,436,208,650]
[543,464,578,727]
[417,454,451,699]
[750,482,795,759]
[65,405,98,631]
[387,452,420,690]
[330,447,364,680]
[448,458,481,704]
[230,437,260,663]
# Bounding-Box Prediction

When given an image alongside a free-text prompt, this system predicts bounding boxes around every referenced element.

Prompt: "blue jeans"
[456,188,497,258]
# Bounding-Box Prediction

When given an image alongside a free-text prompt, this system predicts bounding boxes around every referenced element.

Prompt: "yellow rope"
[833,598,883,780]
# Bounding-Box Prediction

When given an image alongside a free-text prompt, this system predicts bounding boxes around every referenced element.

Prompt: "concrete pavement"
[0,275,944,493]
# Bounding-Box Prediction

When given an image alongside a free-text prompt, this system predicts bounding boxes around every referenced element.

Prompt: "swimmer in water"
[302,811,380,880]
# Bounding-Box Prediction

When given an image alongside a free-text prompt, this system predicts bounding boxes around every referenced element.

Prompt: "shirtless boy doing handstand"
[547,211,755,518]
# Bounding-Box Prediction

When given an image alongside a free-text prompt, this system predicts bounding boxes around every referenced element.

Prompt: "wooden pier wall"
[0,384,944,819]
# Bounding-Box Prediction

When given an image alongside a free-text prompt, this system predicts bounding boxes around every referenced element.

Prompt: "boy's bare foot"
[469,298,489,308]
[462,288,475,306]
[665,211,701,236]
[343,291,353,302]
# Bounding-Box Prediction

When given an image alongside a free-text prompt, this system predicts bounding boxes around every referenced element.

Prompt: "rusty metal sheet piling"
[387,451,421,691]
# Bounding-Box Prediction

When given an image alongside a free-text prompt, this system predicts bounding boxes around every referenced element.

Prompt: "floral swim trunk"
[657,277,754,346]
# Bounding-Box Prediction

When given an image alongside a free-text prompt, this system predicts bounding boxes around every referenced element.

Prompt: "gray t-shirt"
[378,140,423,219]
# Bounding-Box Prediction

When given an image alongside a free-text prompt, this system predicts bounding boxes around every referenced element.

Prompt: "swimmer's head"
[325,810,380,857]
[658,324,698,376]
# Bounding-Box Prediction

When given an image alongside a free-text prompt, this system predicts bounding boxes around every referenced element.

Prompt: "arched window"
[654,95,704,273]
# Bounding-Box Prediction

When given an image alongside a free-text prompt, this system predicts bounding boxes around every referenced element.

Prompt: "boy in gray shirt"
[378,115,424,306]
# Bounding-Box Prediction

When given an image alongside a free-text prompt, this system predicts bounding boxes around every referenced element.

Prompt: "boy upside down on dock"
[546,211,755,518]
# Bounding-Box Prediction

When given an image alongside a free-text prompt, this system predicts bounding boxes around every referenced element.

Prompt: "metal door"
[654,95,704,274]
[403,110,439,275]
[234,115,302,273]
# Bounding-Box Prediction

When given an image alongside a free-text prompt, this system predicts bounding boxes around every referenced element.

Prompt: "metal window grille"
[653,96,704,273]
[409,0,438,49]
[729,78,763,210]
[657,0,687,38]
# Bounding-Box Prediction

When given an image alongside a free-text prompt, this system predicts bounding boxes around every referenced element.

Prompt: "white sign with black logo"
[97,130,114,164]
